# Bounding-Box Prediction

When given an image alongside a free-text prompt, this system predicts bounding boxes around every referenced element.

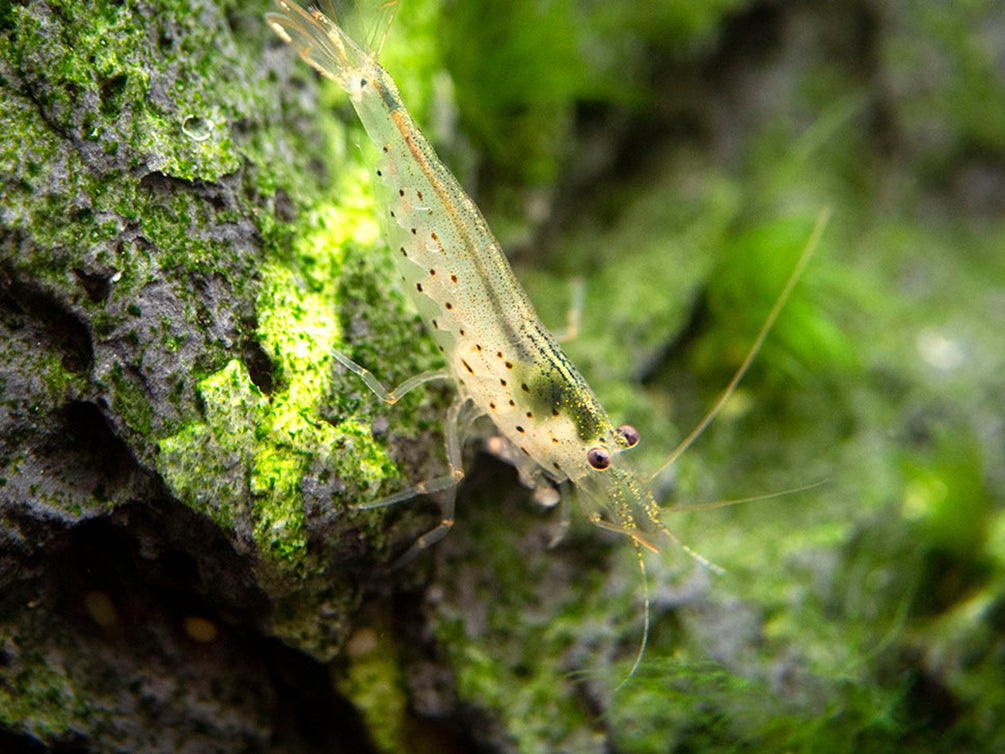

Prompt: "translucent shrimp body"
[267,2,649,523]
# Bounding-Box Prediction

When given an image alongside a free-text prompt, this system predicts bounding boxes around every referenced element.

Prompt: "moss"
[108,361,155,439]
[335,625,410,754]
[155,154,416,571]
[156,347,391,571]
[0,0,259,259]
[882,0,1005,164]
[158,360,264,531]
[0,642,92,741]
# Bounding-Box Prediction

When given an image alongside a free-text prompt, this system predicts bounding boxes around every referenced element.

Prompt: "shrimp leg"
[354,395,470,513]
[547,481,572,548]
[329,349,449,405]
[383,398,479,568]
[551,278,585,343]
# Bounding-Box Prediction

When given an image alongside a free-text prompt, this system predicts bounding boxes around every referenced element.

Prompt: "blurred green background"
[412,1,1004,748]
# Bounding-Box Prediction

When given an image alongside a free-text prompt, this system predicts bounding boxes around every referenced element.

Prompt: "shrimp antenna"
[650,208,832,483]
[615,543,649,691]
[665,479,827,514]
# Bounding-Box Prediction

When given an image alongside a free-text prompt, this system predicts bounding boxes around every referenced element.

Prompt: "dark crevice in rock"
[0,729,88,754]
[71,267,112,303]
[0,264,94,374]
[241,337,275,395]
[55,401,135,499]
[2,503,380,752]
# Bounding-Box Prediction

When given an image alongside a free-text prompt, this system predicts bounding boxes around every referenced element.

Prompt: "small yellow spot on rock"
[183,616,219,643]
[346,627,378,658]
[84,591,117,627]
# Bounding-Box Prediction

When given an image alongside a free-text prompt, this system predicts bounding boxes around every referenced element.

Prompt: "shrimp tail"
[266,0,373,89]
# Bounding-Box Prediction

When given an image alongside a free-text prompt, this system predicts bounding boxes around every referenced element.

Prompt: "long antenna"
[615,543,650,691]
[665,480,827,514]
[650,208,832,483]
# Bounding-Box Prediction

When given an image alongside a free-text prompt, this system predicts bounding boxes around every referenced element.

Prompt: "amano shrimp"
[267,0,828,681]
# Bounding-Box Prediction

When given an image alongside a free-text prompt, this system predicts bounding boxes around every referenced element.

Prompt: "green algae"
[420,1,1005,749]
[148,0,450,573]
[157,179,395,569]
[0,640,93,741]
[0,0,262,261]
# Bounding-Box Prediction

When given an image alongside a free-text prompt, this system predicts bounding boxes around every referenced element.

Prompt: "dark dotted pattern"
[383,164,592,477]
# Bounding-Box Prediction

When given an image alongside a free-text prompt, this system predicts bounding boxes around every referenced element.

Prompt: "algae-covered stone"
[0,0,444,746]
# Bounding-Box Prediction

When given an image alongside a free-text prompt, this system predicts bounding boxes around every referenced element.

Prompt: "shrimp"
[266,0,828,684]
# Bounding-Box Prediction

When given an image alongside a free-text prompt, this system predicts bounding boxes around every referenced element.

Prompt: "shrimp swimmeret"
[266,0,828,682]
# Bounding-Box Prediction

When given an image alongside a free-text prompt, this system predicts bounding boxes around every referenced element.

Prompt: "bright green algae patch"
[158,171,394,569]
[147,0,448,574]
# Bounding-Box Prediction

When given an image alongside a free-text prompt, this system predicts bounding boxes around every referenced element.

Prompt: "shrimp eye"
[587,447,611,470]
[616,424,639,448]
